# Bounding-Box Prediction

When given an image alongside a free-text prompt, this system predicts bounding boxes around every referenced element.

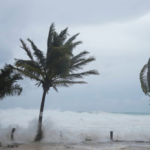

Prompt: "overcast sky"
[0,0,150,112]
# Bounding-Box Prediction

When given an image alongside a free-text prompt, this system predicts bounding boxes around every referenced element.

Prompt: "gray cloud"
[1,0,150,25]
[0,0,150,112]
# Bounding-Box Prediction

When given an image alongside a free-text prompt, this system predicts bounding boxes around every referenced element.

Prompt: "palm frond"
[67,41,82,54]
[14,59,40,69]
[0,64,23,82]
[147,59,150,90]
[10,84,22,96]
[63,70,99,80]
[54,80,87,87]
[140,64,150,96]
[65,33,79,45]
[52,84,58,92]
[22,64,45,79]
[35,81,42,87]
[27,39,45,67]
[0,65,13,78]
[47,23,55,53]
[70,56,95,71]
[9,65,43,82]
[58,27,68,44]
[14,59,44,79]
[71,51,89,62]
[46,46,71,75]
[11,72,23,81]
[52,32,59,47]
[20,39,34,61]
[0,84,22,100]
[0,64,23,100]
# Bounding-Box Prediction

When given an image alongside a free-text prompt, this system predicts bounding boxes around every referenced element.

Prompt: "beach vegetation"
[0,65,22,100]
[140,59,150,96]
[10,23,99,141]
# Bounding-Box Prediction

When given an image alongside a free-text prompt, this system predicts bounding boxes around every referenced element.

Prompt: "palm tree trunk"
[34,89,47,141]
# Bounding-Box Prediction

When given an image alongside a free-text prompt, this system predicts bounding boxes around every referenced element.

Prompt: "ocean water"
[0,108,150,145]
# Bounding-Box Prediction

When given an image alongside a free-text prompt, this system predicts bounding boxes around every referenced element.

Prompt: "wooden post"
[11,128,16,141]
[110,131,113,141]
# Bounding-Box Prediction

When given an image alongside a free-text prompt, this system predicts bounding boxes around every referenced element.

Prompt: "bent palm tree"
[140,59,150,97]
[10,23,99,141]
[0,64,22,99]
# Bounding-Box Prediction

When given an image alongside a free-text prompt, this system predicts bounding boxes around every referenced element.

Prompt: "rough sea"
[0,108,150,145]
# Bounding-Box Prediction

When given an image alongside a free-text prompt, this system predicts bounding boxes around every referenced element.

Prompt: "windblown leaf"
[52,84,58,92]
[71,51,89,64]
[54,80,87,87]
[20,39,34,61]
[47,23,55,53]
[65,33,80,45]
[63,70,99,80]
[14,59,44,79]
[67,41,82,54]
[10,65,43,82]
[70,56,95,71]
[58,27,68,44]
[28,39,45,67]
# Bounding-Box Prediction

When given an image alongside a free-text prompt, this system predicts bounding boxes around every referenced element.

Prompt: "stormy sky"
[0,0,150,112]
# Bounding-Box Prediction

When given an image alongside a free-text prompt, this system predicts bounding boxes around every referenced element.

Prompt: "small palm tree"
[140,59,150,96]
[10,23,99,141]
[0,64,22,100]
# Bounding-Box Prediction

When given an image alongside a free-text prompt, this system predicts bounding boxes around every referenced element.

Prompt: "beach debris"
[64,145,74,149]
[60,131,63,138]
[110,131,113,141]
[85,138,92,141]
[11,128,16,141]
[2,143,19,149]
[84,135,93,141]
[8,144,18,148]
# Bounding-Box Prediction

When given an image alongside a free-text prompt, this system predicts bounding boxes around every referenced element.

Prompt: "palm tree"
[10,23,99,141]
[0,64,22,99]
[140,59,150,96]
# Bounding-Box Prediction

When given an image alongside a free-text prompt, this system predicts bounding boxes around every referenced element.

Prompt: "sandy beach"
[1,142,150,150]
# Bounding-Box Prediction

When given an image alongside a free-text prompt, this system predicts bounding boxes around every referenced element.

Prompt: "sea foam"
[0,108,150,145]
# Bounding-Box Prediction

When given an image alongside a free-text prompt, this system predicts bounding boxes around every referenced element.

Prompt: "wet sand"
[1,142,150,150]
